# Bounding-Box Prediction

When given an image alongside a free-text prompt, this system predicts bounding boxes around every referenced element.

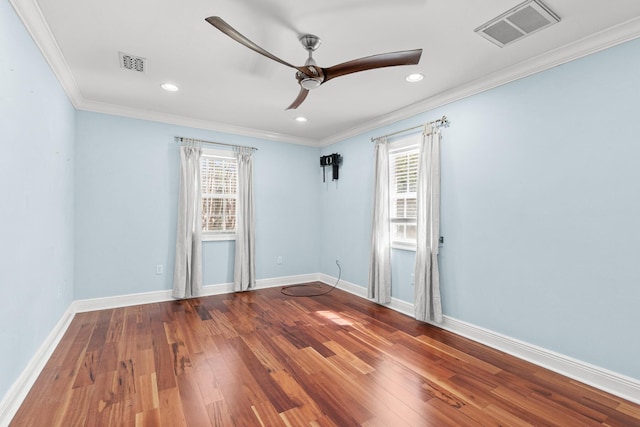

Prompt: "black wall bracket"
[320,153,342,182]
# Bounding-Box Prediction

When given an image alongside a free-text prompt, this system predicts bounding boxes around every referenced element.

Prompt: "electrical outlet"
[411,274,415,286]
[277,256,283,265]
[156,264,164,275]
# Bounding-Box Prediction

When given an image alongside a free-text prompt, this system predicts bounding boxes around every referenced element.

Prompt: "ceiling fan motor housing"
[297,34,323,89]
[299,34,321,51]
[205,17,422,109]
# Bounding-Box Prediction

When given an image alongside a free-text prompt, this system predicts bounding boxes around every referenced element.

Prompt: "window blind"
[201,154,238,233]
[390,144,419,245]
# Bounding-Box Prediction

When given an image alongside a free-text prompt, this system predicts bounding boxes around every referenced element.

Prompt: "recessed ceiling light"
[295,116,308,122]
[161,83,179,92]
[405,73,424,83]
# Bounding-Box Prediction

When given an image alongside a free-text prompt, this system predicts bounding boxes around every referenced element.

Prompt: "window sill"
[391,243,416,252]
[202,233,236,242]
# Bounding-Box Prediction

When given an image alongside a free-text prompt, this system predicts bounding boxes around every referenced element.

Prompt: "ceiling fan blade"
[205,16,309,74]
[322,49,422,82]
[286,87,309,110]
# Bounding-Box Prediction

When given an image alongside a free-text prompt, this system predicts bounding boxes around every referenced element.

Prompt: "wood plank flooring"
[10,283,640,426]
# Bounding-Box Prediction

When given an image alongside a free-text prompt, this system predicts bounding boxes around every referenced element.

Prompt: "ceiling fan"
[205,16,423,110]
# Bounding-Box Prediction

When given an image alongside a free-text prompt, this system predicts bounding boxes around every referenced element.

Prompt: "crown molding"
[318,15,640,146]
[9,0,83,108]
[11,0,640,148]
[76,99,319,147]
[9,0,318,147]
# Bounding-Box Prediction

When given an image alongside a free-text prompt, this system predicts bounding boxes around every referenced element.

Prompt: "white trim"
[0,273,319,424]
[2,273,639,426]
[319,272,363,297]
[435,316,640,405]
[72,273,321,313]
[73,288,175,313]
[391,244,416,252]
[0,305,75,426]
[200,150,239,237]
[317,273,414,316]
[75,100,319,147]
[5,0,317,147]
[10,0,640,148]
[201,147,235,158]
[202,233,236,242]
[317,274,640,405]
[256,273,320,289]
[8,0,83,108]
[318,16,640,146]
[8,0,315,146]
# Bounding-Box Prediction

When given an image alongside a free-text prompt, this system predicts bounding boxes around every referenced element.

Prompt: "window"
[389,135,420,249]
[200,149,237,240]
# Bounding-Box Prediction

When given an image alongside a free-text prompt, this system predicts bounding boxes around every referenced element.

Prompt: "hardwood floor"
[10,283,640,426]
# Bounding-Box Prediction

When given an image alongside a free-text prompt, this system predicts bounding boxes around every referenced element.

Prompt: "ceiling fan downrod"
[204,16,422,109]
[298,34,323,89]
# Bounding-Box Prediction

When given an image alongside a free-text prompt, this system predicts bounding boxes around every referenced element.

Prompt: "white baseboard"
[318,274,640,405]
[436,316,640,405]
[72,273,320,313]
[0,305,75,426]
[0,273,319,426]
[73,289,175,313]
[257,273,320,289]
[317,273,414,316]
[2,273,639,427]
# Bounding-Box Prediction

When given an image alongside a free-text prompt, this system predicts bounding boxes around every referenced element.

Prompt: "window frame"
[200,148,238,242]
[388,134,421,251]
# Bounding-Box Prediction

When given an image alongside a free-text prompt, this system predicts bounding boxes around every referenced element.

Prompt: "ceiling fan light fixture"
[205,17,423,109]
[406,73,424,82]
[300,77,322,90]
[161,83,179,92]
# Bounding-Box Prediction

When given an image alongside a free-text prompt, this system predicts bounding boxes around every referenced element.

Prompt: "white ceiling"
[11,0,640,145]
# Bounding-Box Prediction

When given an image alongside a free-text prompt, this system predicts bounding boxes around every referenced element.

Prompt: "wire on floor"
[281,260,341,297]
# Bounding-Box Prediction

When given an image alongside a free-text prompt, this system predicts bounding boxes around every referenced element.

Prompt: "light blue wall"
[320,38,640,380]
[0,2,75,402]
[74,111,320,299]
[319,139,374,284]
[319,115,432,300]
[4,0,640,403]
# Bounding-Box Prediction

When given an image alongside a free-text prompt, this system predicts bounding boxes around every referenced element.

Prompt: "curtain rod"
[371,115,450,142]
[174,136,258,151]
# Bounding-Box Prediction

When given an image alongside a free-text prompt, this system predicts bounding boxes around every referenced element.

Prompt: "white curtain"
[368,137,392,304]
[414,125,443,323]
[172,144,203,299]
[233,147,256,291]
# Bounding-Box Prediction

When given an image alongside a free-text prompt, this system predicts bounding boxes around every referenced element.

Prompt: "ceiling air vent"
[474,0,560,48]
[119,52,146,72]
